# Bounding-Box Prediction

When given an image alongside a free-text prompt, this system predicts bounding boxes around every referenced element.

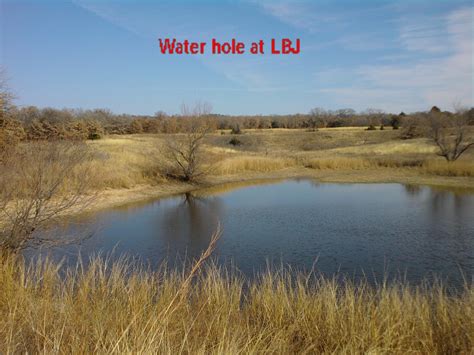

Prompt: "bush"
[228,137,242,146]
[390,115,401,130]
[231,124,242,135]
[366,125,376,131]
[327,119,344,128]
[0,117,25,160]
[0,141,95,251]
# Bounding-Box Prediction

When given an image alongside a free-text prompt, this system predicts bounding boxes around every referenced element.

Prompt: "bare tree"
[164,102,214,181]
[308,107,328,128]
[0,69,24,159]
[363,108,384,129]
[0,141,96,252]
[428,105,474,161]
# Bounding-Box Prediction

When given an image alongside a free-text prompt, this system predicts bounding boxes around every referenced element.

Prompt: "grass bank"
[4,128,474,217]
[59,128,471,214]
[0,254,472,353]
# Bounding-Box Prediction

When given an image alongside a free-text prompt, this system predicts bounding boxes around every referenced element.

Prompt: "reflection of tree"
[403,184,422,197]
[160,192,224,256]
[308,180,321,189]
[426,188,472,242]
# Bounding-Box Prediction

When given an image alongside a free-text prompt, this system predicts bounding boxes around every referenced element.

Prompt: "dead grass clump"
[372,157,424,168]
[0,254,471,353]
[422,160,474,177]
[305,157,374,170]
[305,157,426,170]
[213,156,296,175]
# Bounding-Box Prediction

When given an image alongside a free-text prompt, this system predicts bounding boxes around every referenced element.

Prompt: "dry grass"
[422,160,474,177]
[3,129,472,202]
[85,136,168,189]
[212,156,296,175]
[303,156,425,170]
[304,157,374,170]
[78,130,473,193]
[0,253,472,354]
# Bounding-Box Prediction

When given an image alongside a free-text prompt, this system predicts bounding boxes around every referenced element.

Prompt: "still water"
[31,180,474,286]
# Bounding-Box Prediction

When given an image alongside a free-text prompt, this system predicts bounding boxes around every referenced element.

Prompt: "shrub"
[327,119,344,128]
[390,115,401,130]
[0,141,95,251]
[0,116,25,159]
[228,137,242,146]
[231,124,242,135]
[85,120,104,140]
[366,125,376,131]
[400,115,426,140]
[164,103,213,181]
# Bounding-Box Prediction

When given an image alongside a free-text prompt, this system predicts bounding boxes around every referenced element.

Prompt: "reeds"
[422,159,474,177]
[213,156,296,174]
[0,252,471,353]
[304,157,428,170]
[304,157,373,170]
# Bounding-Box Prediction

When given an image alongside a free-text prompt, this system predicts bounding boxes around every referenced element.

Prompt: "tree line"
[2,104,473,143]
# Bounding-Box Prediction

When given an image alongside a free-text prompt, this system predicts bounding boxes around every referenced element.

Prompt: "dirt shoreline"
[79,167,474,216]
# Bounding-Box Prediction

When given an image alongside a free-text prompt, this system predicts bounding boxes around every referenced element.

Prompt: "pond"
[30,180,474,287]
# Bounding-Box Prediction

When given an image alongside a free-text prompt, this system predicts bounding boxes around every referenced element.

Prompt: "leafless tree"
[0,141,96,252]
[164,102,214,181]
[428,105,474,161]
[0,69,24,159]
[308,107,329,128]
[363,108,384,129]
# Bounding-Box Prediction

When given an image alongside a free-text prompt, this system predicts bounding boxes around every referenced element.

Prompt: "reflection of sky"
[27,181,474,287]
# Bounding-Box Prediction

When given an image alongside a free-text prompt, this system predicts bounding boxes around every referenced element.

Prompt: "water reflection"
[29,181,474,287]
[403,184,422,197]
[160,192,223,251]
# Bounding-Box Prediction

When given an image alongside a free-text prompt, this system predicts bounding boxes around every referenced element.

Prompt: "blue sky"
[1,0,472,115]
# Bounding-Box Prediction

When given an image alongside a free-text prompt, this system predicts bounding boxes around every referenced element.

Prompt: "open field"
[0,254,472,353]
[71,127,474,213]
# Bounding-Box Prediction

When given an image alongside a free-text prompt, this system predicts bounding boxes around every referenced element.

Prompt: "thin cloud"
[314,6,473,112]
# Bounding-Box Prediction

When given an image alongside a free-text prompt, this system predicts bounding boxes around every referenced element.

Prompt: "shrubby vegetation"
[3,102,473,143]
[0,141,95,251]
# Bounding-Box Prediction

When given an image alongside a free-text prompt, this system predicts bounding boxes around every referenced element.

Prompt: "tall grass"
[304,157,426,170]
[422,160,474,177]
[213,156,296,175]
[0,253,471,353]
[304,157,373,170]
